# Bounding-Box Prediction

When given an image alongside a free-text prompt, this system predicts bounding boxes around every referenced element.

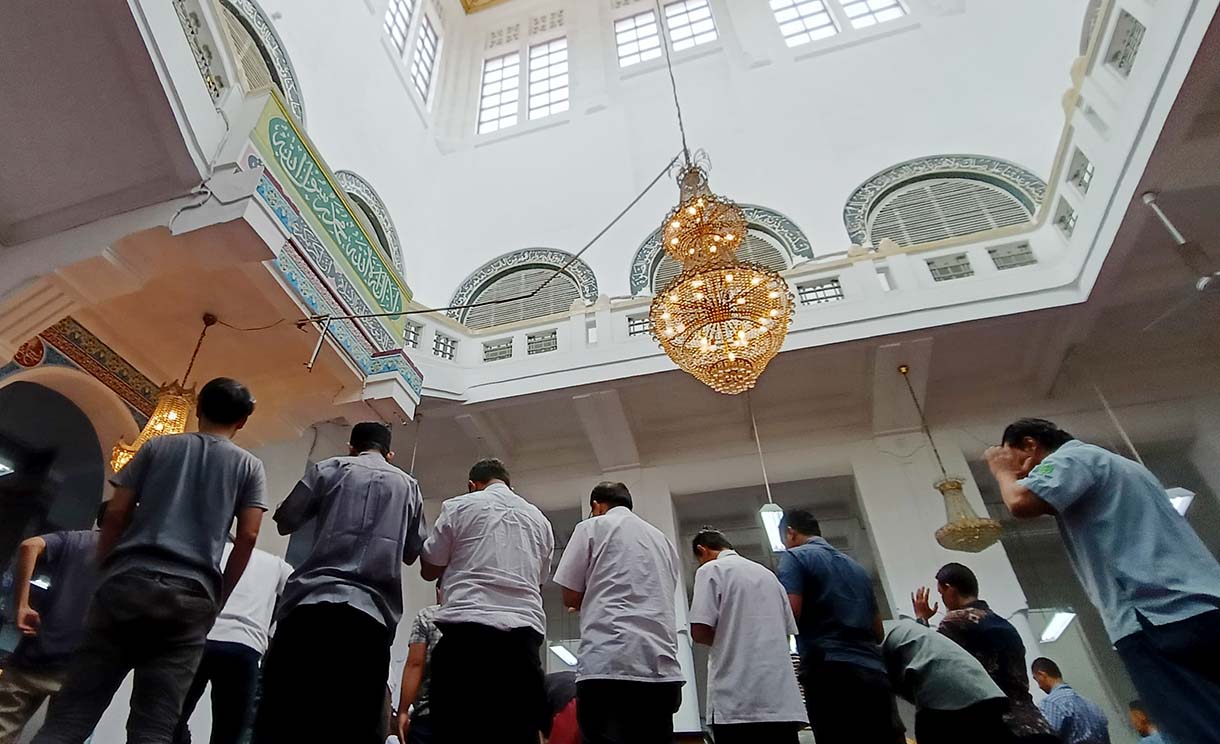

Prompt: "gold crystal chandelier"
[650,166,793,394]
[110,314,216,472]
[899,364,1003,552]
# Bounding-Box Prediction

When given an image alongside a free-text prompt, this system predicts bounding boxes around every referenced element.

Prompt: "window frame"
[612,0,722,71]
[410,11,442,106]
[477,49,523,134]
[383,0,416,56]
[476,33,570,135]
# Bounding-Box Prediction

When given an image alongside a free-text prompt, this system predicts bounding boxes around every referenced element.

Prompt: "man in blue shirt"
[776,509,902,744]
[1127,700,1169,744]
[986,418,1220,744]
[1031,657,1111,744]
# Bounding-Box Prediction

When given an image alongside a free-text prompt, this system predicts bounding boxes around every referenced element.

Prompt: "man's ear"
[235,416,249,432]
[385,450,395,463]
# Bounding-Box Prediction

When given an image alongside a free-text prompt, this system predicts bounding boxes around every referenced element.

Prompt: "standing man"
[1031,657,1111,744]
[776,509,901,744]
[396,595,441,744]
[882,618,1010,744]
[912,563,1058,742]
[986,418,1220,744]
[1126,701,1169,744]
[173,541,292,744]
[552,482,685,744]
[255,422,426,744]
[420,459,554,744]
[688,527,806,744]
[0,508,102,744]
[33,377,267,744]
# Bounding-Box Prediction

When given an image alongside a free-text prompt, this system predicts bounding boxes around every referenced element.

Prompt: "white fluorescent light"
[1166,487,1195,516]
[1040,611,1077,643]
[760,503,785,552]
[31,577,51,590]
[549,645,578,667]
[789,635,797,654]
[0,461,13,478]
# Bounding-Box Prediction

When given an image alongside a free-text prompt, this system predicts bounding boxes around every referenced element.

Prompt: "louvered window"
[404,321,422,349]
[926,254,974,282]
[797,277,844,305]
[651,230,789,294]
[411,15,440,101]
[433,332,457,360]
[527,329,559,355]
[988,242,1037,270]
[867,178,1033,247]
[462,268,583,330]
[384,0,415,56]
[627,315,650,337]
[483,338,513,362]
[221,6,278,95]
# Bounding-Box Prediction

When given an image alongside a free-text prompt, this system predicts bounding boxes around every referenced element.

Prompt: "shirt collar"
[966,599,990,611]
[1050,682,1072,693]
[719,549,739,558]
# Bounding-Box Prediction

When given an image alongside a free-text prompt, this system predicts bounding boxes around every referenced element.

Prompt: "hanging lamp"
[899,364,1003,552]
[647,3,793,395]
[110,314,216,472]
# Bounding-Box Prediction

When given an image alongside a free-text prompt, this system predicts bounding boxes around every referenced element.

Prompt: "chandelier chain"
[900,365,949,479]
[182,319,214,383]
[654,0,691,167]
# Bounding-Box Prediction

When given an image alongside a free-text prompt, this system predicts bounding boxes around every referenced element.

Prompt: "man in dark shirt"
[913,562,1059,743]
[776,509,902,744]
[0,508,102,744]
[33,377,267,744]
[256,422,426,744]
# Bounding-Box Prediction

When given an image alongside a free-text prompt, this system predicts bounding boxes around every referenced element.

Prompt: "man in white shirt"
[552,482,685,744]
[420,459,554,744]
[173,542,292,744]
[688,528,807,744]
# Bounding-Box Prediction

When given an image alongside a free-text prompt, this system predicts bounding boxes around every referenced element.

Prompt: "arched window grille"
[449,250,599,330]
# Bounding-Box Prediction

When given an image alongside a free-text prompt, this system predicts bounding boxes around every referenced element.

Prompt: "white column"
[851,433,1044,665]
[618,467,703,735]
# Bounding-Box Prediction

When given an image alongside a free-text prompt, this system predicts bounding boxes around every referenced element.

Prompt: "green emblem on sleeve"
[1031,463,1056,477]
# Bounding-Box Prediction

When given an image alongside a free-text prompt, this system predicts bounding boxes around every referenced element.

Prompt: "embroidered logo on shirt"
[1031,463,1056,476]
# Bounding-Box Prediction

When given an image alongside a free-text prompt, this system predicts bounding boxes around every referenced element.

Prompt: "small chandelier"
[110,314,216,472]
[899,364,1003,552]
[649,166,794,395]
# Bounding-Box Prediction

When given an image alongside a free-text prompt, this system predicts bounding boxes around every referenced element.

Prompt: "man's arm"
[985,446,1056,519]
[220,507,264,608]
[420,503,452,583]
[274,466,321,536]
[98,488,137,562]
[787,593,803,622]
[396,642,428,740]
[561,587,584,612]
[13,536,47,635]
[691,623,715,646]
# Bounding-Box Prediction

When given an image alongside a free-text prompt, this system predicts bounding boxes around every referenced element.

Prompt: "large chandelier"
[649,166,794,395]
[899,364,1003,552]
[110,314,215,472]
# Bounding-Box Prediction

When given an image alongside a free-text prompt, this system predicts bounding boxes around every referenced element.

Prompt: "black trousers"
[711,721,801,744]
[915,699,1012,744]
[173,640,262,744]
[800,660,902,744]
[1115,609,1220,744]
[252,603,390,744]
[429,623,545,744]
[576,680,683,744]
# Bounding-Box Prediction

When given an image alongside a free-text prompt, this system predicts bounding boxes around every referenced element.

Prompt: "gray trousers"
[31,570,217,744]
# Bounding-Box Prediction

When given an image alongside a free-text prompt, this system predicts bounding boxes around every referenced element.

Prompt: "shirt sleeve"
[110,437,156,495]
[402,479,427,566]
[776,551,803,596]
[239,459,269,512]
[1018,447,1097,513]
[1040,694,1067,732]
[421,502,454,568]
[539,519,555,583]
[407,610,429,646]
[779,579,799,635]
[552,521,591,593]
[274,462,324,534]
[40,531,67,565]
[277,560,293,594]
[688,566,719,628]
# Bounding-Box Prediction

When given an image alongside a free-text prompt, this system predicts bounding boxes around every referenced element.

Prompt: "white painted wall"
[252,0,1085,306]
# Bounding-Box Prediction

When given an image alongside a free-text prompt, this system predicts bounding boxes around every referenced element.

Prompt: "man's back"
[12,530,100,668]
[1040,683,1111,744]
[276,452,426,630]
[553,506,682,682]
[108,432,267,601]
[424,482,554,634]
[777,537,883,672]
[208,544,292,655]
[883,619,1004,712]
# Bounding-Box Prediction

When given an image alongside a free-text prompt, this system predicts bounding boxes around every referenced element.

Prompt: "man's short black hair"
[197,377,255,426]
[691,527,733,556]
[469,458,510,487]
[935,562,979,597]
[1001,418,1074,451]
[1031,657,1062,678]
[590,482,632,510]
[779,509,821,537]
[350,422,392,455]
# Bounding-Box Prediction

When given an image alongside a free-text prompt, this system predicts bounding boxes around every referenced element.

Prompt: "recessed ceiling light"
[549,645,578,667]
[1040,611,1077,643]
[1166,487,1195,516]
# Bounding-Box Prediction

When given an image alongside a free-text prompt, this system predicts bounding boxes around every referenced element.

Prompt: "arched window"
[843,155,1046,248]
[449,249,599,330]
[335,171,403,272]
[629,205,813,295]
[218,0,306,125]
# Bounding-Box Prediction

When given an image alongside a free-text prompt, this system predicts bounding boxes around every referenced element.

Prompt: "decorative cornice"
[220,0,306,126]
[629,205,814,295]
[462,0,513,13]
[448,249,599,321]
[843,154,1047,246]
[335,170,404,273]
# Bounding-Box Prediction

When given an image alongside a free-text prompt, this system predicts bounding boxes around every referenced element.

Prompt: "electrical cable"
[653,0,692,166]
[217,318,287,332]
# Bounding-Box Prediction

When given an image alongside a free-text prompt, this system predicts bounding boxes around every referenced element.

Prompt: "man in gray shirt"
[987,418,1220,744]
[883,618,1010,744]
[254,422,426,744]
[34,377,267,744]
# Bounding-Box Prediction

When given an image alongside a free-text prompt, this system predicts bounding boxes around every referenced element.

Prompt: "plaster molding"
[335,170,405,273]
[448,249,599,321]
[220,0,307,126]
